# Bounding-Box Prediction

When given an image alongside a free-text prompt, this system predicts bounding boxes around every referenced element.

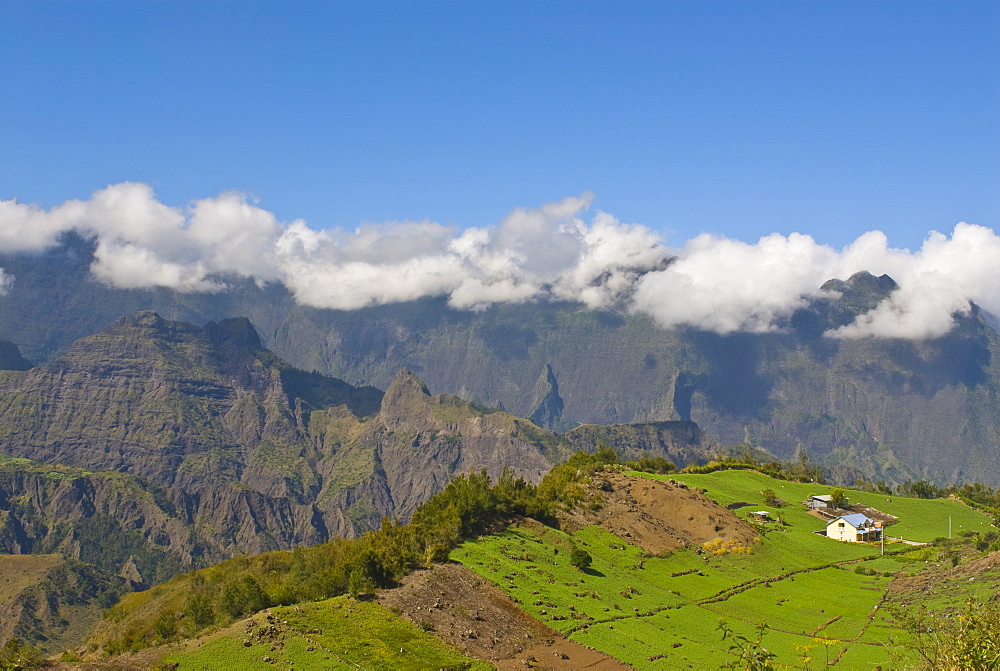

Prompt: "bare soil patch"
[558,472,757,554]
[378,563,628,670]
[806,504,897,528]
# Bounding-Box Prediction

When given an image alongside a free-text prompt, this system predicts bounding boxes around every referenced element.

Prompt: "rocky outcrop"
[0,314,571,578]
[0,554,122,654]
[0,340,31,371]
[564,421,715,468]
[528,363,565,430]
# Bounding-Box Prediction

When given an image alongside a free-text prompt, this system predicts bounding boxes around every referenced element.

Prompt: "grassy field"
[453,470,996,668]
[164,597,489,670]
[658,468,992,542]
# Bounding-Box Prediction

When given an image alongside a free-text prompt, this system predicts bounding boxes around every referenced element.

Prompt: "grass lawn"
[165,597,488,670]
[651,469,992,543]
[455,522,921,667]
[454,469,999,667]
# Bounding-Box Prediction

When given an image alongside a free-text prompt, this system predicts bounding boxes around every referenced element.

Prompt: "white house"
[826,513,882,543]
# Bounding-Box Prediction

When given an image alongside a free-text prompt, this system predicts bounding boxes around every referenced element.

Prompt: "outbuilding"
[807,494,835,509]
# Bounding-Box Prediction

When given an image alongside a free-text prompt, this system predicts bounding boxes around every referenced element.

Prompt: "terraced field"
[453,470,995,667]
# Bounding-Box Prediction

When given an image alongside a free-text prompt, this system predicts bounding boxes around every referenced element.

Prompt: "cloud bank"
[1,182,997,339]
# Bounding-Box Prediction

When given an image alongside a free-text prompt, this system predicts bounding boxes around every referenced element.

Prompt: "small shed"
[826,513,882,543]
[807,494,835,509]
[750,511,771,521]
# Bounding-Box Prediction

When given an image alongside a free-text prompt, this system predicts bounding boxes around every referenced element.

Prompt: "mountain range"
[2,233,998,489]
[0,310,705,585]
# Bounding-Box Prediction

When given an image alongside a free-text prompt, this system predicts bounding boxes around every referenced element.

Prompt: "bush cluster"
[101,465,552,653]
[681,451,824,483]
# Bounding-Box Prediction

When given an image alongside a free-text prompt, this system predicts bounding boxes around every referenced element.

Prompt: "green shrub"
[570,548,592,571]
[220,576,269,619]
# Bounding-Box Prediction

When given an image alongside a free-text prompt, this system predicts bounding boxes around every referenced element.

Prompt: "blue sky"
[1,0,997,251]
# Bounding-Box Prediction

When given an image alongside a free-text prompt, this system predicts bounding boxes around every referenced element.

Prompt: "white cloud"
[828,223,1000,339]
[0,268,12,296]
[187,192,284,282]
[1,182,997,340]
[631,232,841,333]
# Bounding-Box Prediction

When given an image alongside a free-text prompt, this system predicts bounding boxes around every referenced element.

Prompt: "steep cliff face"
[0,341,31,371]
[564,421,714,468]
[0,554,122,655]
[0,457,226,582]
[0,312,381,500]
[0,314,570,568]
[3,238,1000,487]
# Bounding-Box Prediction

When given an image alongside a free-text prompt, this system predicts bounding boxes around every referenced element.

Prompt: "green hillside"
[11,458,1000,668]
[665,468,992,543]
[452,469,996,668]
[163,598,489,670]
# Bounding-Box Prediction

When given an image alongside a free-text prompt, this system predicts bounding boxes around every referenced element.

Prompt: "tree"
[0,637,42,670]
[831,488,849,508]
[346,549,389,598]
[761,489,781,507]
[569,547,592,571]
[152,609,179,641]
[220,576,269,618]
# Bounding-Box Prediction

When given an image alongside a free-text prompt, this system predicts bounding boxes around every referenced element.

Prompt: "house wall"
[827,520,858,542]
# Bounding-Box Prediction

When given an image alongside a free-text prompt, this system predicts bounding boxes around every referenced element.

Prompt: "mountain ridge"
[1,238,999,486]
[0,313,593,582]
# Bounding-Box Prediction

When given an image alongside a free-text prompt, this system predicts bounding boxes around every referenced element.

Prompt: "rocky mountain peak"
[204,317,263,365]
[383,368,430,401]
[100,310,199,346]
[118,310,168,331]
[379,368,433,425]
[794,270,902,333]
[528,363,565,430]
[0,340,32,371]
[821,270,899,298]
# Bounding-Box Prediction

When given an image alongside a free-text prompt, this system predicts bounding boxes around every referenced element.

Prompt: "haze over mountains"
[0,230,999,493]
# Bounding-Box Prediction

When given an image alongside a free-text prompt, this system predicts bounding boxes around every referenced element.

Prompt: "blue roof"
[834,513,872,527]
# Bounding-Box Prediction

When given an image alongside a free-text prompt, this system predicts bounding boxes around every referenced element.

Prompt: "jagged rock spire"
[529,363,564,430]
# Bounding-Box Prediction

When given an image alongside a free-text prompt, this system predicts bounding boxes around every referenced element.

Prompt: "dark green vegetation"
[3,236,1000,487]
[86,466,551,655]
